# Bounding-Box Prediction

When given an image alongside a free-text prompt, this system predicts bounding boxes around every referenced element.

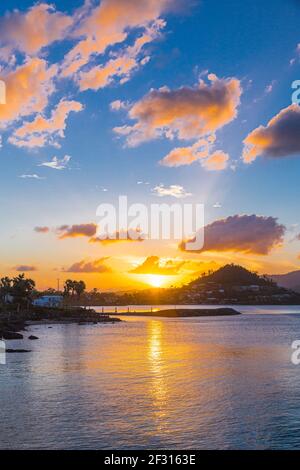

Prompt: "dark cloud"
[64,258,112,273]
[180,214,286,255]
[57,223,97,239]
[14,265,37,272]
[243,105,300,163]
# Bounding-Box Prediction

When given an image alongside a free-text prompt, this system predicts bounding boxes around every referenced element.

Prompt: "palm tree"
[74,280,86,299]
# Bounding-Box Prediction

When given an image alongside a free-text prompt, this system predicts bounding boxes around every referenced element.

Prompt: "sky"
[1,0,300,291]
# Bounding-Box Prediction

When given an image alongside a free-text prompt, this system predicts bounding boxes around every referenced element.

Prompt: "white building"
[33,295,63,308]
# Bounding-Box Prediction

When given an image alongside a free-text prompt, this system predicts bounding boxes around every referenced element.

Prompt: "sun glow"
[145,274,167,288]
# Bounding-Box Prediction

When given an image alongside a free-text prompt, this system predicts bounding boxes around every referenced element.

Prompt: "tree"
[11,274,35,308]
[64,279,76,297]
[0,277,12,302]
[74,280,86,299]
[63,280,86,299]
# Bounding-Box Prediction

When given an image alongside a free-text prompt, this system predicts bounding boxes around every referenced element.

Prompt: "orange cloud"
[180,214,286,255]
[114,75,241,146]
[160,139,211,167]
[130,256,185,275]
[0,58,56,125]
[9,99,83,148]
[243,104,300,163]
[201,150,229,171]
[62,0,172,78]
[0,4,72,57]
[77,20,164,91]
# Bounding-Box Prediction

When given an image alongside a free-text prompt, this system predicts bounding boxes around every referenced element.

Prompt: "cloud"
[14,265,37,272]
[243,104,300,163]
[19,174,45,180]
[61,0,173,78]
[90,228,145,244]
[201,150,229,171]
[160,138,211,167]
[39,155,71,170]
[152,184,192,198]
[130,256,185,275]
[0,4,73,57]
[65,258,111,273]
[114,75,242,146]
[110,100,129,111]
[180,214,286,255]
[34,226,50,233]
[265,80,276,94]
[9,100,83,148]
[159,136,229,170]
[57,223,97,239]
[77,20,164,91]
[0,58,56,125]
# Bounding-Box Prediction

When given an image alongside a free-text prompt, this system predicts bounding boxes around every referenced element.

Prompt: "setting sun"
[145,275,167,288]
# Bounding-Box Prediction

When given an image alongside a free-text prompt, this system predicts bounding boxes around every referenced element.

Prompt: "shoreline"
[0,307,122,343]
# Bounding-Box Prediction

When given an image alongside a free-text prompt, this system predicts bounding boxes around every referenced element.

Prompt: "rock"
[6,349,31,353]
[0,331,24,340]
[28,335,39,340]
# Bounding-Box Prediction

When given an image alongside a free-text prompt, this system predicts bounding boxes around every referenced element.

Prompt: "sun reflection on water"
[147,320,169,430]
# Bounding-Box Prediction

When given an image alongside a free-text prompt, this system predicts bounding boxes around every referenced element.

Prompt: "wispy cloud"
[39,155,71,170]
[19,174,45,180]
[34,226,50,233]
[152,184,192,198]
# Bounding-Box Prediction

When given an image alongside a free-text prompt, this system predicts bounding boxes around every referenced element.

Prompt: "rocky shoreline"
[0,306,122,345]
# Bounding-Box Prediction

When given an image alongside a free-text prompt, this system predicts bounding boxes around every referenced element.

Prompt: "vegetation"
[63,279,86,299]
[0,274,35,308]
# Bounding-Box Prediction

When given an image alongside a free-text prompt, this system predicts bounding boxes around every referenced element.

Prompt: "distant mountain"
[189,264,273,288]
[270,271,300,293]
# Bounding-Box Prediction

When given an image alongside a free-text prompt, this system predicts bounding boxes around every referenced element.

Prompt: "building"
[33,295,63,308]
[4,294,14,304]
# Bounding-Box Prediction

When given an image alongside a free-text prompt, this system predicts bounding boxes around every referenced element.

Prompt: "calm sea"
[1,305,300,449]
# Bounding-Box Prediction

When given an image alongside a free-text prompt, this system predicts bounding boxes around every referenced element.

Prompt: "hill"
[179,264,300,305]
[189,264,273,288]
[270,271,300,293]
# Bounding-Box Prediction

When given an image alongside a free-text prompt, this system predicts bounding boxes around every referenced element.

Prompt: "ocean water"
[1,307,300,449]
